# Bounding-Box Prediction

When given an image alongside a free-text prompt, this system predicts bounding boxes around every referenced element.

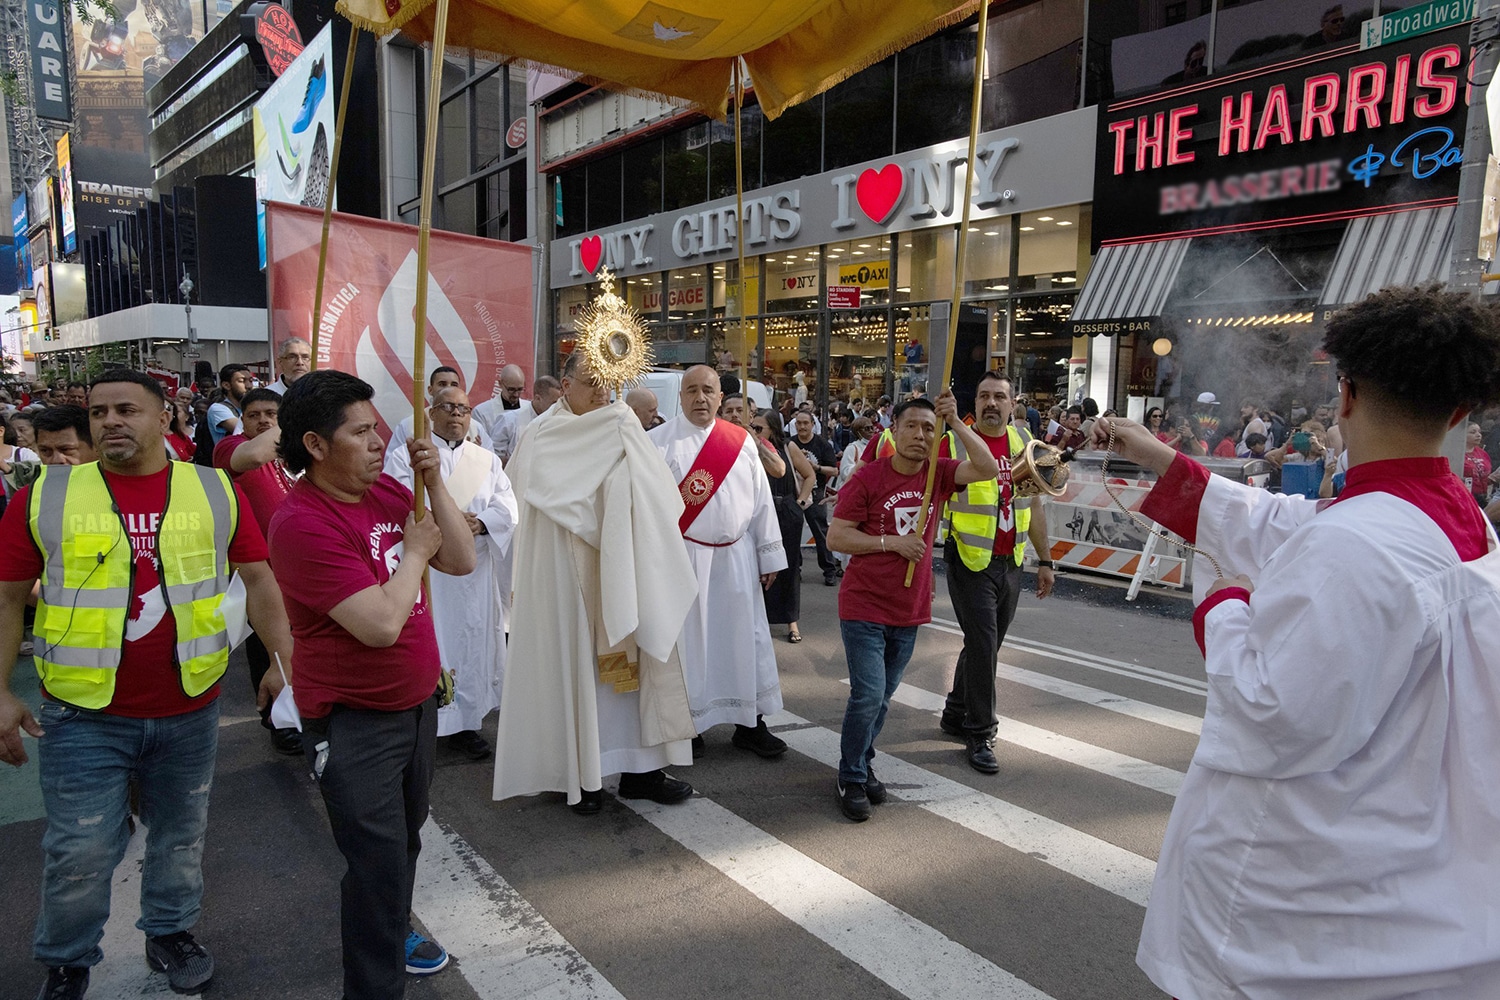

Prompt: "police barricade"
[1043,454,1271,600]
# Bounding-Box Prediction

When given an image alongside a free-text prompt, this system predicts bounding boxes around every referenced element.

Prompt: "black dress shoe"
[837,779,871,822]
[939,716,964,739]
[617,770,693,804]
[271,728,303,756]
[967,738,1000,774]
[731,716,787,758]
[865,768,887,805]
[571,788,603,815]
[823,574,839,586]
[691,734,705,758]
[447,730,492,760]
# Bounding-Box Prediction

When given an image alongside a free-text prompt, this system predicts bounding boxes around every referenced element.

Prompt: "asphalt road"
[0,567,1202,1000]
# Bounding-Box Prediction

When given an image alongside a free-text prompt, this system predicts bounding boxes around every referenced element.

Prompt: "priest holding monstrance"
[492,272,699,814]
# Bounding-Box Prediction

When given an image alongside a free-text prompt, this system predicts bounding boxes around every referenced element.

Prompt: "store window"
[1015,205,1082,294]
[899,227,956,307]
[763,246,820,313]
[439,93,470,186]
[962,221,1012,297]
[665,264,711,321]
[1010,294,1076,405]
[623,272,663,318]
[830,308,892,404]
[823,59,895,170]
[824,236,892,308]
[762,311,820,398]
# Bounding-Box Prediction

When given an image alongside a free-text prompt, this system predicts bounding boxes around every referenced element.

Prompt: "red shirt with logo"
[0,465,266,717]
[213,434,296,537]
[267,474,440,718]
[834,457,960,626]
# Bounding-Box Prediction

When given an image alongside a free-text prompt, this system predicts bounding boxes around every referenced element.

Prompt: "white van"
[634,368,773,423]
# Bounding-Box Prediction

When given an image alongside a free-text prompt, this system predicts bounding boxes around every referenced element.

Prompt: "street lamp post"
[180,269,199,364]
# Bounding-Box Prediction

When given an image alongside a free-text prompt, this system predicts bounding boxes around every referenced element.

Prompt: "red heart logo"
[786,278,796,290]
[856,164,905,224]
[580,235,603,274]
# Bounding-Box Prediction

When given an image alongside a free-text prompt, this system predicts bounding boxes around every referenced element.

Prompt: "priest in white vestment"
[386,365,491,466]
[386,387,517,760]
[491,376,562,466]
[472,363,528,444]
[1096,285,1500,1000]
[493,353,699,814]
[648,365,788,756]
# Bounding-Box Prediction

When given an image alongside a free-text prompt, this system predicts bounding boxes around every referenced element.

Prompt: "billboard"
[265,201,535,441]
[254,24,335,269]
[13,196,32,290]
[26,0,72,121]
[57,134,77,255]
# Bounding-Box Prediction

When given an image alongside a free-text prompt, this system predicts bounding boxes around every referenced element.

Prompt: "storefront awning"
[1065,238,1191,337]
[1317,206,1454,312]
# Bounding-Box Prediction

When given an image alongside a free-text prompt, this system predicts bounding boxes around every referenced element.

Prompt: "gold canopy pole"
[408,0,453,516]
[309,26,361,372]
[903,0,989,588]
[733,60,750,405]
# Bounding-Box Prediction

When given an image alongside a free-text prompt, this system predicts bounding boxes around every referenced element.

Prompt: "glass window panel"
[662,123,709,211]
[1011,293,1076,406]
[762,247,820,313]
[555,168,586,238]
[896,31,972,154]
[587,153,622,230]
[897,226,956,304]
[1015,205,1081,293]
[555,285,589,332]
[710,101,762,200]
[480,169,513,241]
[1085,0,1210,105]
[823,58,894,170]
[717,256,759,319]
[441,53,469,96]
[762,312,820,400]
[507,162,528,242]
[507,66,528,131]
[623,272,662,316]
[824,236,891,307]
[761,96,821,187]
[473,71,503,173]
[666,263,710,319]
[439,94,470,186]
[1214,0,1355,75]
[981,0,1084,130]
[623,137,663,220]
[830,308,891,404]
[438,183,476,236]
[961,221,1012,297]
[654,320,710,367]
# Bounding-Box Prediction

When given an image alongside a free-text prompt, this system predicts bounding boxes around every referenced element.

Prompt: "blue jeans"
[838,620,918,785]
[33,697,220,968]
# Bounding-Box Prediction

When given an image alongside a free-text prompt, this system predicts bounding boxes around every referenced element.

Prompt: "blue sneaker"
[404,930,449,975]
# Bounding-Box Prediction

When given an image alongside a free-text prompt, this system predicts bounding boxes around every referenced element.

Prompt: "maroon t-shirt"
[834,457,960,626]
[0,464,266,717]
[267,474,440,718]
[213,434,295,538]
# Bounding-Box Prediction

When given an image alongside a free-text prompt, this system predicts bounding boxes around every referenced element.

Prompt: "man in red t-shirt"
[268,370,476,998]
[0,370,293,1000]
[827,392,999,822]
[213,387,301,755]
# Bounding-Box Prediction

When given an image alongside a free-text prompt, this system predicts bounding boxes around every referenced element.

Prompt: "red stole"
[678,419,748,536]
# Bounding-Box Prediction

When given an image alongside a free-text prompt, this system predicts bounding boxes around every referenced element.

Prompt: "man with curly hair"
[1096,285,1500,999]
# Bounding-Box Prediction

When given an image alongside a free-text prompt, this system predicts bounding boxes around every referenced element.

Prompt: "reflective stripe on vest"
[875,428,897,459]
[938,426,1032,571]
[28,462,239,709]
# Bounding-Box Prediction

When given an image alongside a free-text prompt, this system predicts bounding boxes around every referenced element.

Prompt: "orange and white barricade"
[1042,471,1191,598]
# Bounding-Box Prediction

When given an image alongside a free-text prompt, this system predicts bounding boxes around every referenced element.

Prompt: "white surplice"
[647,414,787,731]
[385,413,491,469]
[385,434,517,736]
[491,400,548,466]
[1138,475,1500,1000]
[472,396,524,450]
[493,400,698,805]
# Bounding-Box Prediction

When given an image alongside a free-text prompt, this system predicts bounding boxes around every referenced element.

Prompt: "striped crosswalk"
[69,621,1201,1000]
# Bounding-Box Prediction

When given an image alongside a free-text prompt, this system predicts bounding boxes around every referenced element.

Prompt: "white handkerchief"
[219,572,251,651]
[270,684,302,732]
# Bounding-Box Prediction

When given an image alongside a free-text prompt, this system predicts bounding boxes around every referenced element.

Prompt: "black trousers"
[941,539,1023,742]
[803,501,839,575]
[245,633,272,727]
[304,695,437,1000]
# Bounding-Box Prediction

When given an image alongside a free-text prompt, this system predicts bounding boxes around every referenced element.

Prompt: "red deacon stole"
[678,419,749,536]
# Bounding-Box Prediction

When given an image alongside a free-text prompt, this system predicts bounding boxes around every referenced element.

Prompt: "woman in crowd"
[836,416,876,492]
[751,414,816,643]
[166,396,197,462]
[1146,407,1175,444]
[8,412,35,452]
[1464,422,1491,505]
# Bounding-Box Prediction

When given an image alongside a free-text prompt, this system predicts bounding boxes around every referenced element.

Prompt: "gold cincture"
[598,651,639,694]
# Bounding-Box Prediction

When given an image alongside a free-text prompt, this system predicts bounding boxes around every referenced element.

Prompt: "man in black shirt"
[792,411,843,585]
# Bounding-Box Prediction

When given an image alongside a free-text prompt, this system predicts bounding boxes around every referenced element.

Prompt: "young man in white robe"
[385,386,517,761]
[493,352,699,814]
[471,363,527,444]
[648,365,789,757]
[385,366,491,465]
[491,375,562,466]
[1094,284,1500,1000]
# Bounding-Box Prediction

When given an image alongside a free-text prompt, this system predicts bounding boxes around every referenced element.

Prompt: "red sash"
[678,419,748,535]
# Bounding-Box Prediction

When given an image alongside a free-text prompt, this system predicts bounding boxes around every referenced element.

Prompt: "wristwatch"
[1037,560,1055,569]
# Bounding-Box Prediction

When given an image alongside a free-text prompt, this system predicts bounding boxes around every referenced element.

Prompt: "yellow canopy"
[336,0,979,120]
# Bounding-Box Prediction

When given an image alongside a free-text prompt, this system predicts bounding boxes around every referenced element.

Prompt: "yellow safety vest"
[939,426,1032,571]
[28,462,240,710]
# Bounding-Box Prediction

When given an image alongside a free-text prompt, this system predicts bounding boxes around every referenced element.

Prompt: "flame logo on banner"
[355,249,482,433]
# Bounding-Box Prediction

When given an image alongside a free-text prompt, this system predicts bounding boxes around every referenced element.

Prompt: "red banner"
[265,202,535,441]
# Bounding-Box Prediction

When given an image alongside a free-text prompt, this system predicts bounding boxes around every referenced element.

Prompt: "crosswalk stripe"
[941,620,1211,696]
[617,793,1057,1000]
[764,712,1157,907]
[873,681,1184,797]
[412,816,625,1000]
[924,621,1204,735]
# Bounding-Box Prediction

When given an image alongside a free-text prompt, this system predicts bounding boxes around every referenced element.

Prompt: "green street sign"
[1360,0,1475,49]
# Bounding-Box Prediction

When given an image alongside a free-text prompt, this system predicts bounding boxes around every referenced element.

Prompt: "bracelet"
[1037,559,1055,568]
[880,536,886,553]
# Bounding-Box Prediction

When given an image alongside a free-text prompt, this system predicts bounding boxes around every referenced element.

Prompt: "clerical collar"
[436,434,465,450]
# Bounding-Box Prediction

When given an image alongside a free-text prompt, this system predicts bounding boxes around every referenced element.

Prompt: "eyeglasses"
[433,402,472,416]
[750,423,768,432]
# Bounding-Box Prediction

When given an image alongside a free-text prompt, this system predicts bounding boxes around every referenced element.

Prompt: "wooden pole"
[733,60,750,405]
[903,0,990,587]
[309,26,360,372]
[409,0,452,517]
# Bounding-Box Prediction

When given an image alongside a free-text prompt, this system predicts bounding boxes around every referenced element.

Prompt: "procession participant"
[269,370,476,998]
[385,386,517,761]
[648,366,788,757]
[206,364,253,446]
[265,337,312,395]
[828,392,999,821]
[491,375,562,465]
[471,363,527,442]
[212,387,302,756]
[385,366,491,464]
[493,352,698,814]
[936,372,1054,774]
[1093,285,1500,1000]
[625,387,660,430]
[31,406,97,466]
[720,394,787,477]
[0,370,293,1000]
[791,410,843,585]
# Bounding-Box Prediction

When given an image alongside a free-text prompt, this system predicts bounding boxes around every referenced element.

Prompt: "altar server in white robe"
[647,365,789,757]
[491,375,562,466]
[493,352,699,815]
[386,386,517,761]
[1094,284,1500,1000]
[472,364,527,443]
[386,366,491,466]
